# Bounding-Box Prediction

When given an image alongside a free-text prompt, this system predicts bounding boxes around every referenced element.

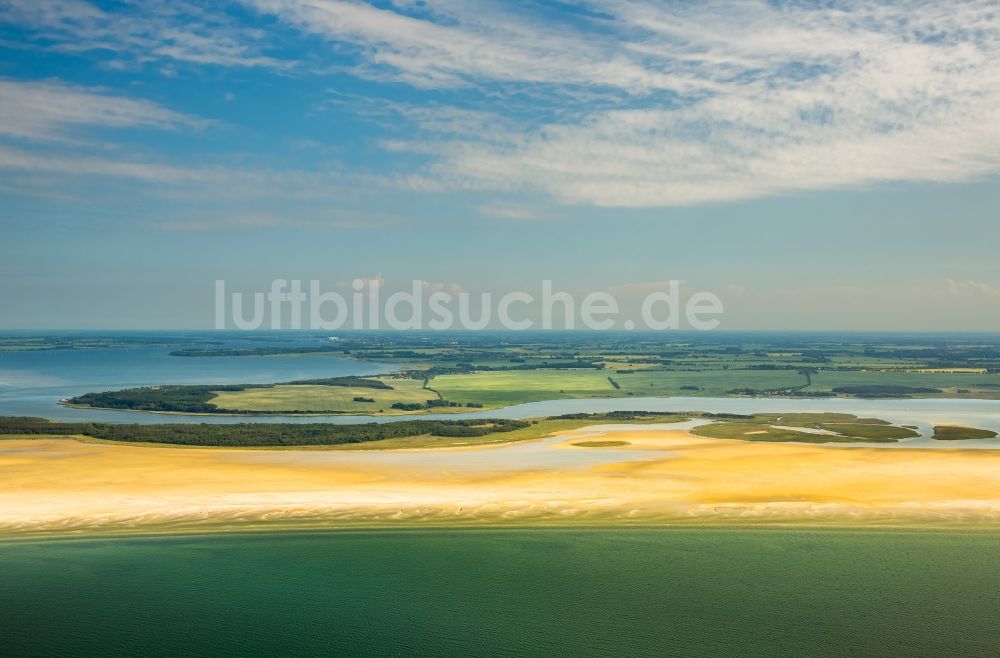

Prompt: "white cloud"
[0,79,208,141]
[0,143,211,182]
[247,0,703,92]
[947,279,1000,298]
[253,0,1000,207]
[4,0,998,209]
[422,281,465,295]
[151,209,405,232]
[476,204,547,221]
[0,144,371,207]
[0,0,285,68]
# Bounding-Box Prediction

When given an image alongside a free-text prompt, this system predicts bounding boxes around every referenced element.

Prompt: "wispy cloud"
[0,143,238,185]
[1,0,285,68]
[4,1,998,209]
[248,0,702,92]
[0,78,208,141]
[477,203,548,221]
[151,209,405,232]
[0,138,400,234]
[947,278,1000,299]
[0,77,216,181]
[254,0,1000,207]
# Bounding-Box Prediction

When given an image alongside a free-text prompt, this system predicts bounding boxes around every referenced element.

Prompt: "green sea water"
[2,528,999,657]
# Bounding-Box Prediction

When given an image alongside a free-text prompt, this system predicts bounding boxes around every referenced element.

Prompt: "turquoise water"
[2,529,999,657]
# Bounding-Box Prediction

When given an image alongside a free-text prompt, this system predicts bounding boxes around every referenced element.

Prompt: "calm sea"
[1,529,999,657]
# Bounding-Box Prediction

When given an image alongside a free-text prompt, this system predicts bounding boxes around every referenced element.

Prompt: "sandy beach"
[4,426,1000,537]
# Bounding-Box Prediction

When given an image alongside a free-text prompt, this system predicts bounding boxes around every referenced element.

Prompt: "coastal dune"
[3,428,1000,537]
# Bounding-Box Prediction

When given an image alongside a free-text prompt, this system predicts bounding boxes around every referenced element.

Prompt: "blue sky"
[0,0,998,329]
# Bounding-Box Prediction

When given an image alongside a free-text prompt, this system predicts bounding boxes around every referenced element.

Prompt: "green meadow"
[430,368,805,406]
[210,378,445,414]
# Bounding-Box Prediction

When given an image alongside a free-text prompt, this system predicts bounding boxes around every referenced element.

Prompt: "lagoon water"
[0,344,392,420]
[2,529,1000,657]
[2,343,1000,447]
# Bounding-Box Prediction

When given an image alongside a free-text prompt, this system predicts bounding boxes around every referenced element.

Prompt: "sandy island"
[3,426,1000,537]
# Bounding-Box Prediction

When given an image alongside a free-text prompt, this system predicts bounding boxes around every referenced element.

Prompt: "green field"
[430,368,807,406]
[805,370,1000,397]
[431,370,616,405]
[612,368,804,395]
[437,366,1000,404]
[210,378,446,414]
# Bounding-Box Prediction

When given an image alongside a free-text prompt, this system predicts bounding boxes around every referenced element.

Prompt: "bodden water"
[0,342,392,420]
[2,529,1000,657]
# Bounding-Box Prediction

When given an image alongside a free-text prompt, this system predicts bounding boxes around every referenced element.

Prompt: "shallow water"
[2,529,999,657]
[234,423,688,473]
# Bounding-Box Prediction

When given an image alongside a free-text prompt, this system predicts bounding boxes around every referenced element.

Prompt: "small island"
[64,375,484,416]
[933,425,999,441]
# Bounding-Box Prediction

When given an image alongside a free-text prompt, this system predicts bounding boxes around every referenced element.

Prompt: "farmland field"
[210,378,445,413]
[430,370,616,405]
[804,370,1000,397]
[430,368,807,406]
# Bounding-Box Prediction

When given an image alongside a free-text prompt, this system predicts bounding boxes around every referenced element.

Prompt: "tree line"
[0,416,529,447]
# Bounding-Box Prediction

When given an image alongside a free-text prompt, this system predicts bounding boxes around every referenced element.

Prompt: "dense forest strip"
[831,385,942,397]
[0,411,717,447]
[0,416,530,447]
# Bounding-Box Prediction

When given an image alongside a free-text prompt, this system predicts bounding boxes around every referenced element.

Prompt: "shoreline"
[6,521,1000,545]
[58,400,488,417]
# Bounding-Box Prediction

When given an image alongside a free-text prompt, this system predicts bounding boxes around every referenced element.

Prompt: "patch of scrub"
[692,413,919,443]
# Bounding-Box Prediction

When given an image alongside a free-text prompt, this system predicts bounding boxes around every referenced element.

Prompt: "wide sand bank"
[4,426,1000,537]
